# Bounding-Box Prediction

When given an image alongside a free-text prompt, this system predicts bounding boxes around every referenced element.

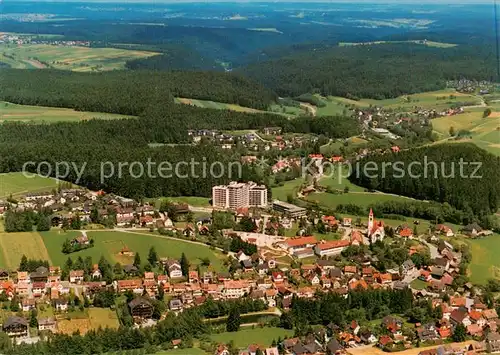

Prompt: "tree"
[62,239,72,254]
[226,306,241,332]
[452,323,466,342]
[483,108,492,118]
[19,255,28,271]
[147,247,158,266]
[133,252,141,268]
[449,126,455,136]
[180,253,190,276]
[36,216,51,231]
[280,312,294,329]
[29,309,38,328]
[238,216,257,233]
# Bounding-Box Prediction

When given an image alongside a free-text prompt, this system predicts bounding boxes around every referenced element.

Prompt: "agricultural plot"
[40,230,225,271]
[0,44,158,71]
[0,232,51,269]
[0,172,61,198]
[0,101,133,123]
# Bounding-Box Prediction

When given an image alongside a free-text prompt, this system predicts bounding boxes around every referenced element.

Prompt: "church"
[367,209,385,243]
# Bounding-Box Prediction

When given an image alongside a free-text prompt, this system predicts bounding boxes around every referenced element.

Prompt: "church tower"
[368,208,374,235]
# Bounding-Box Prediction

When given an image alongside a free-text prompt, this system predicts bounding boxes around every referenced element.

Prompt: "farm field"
[0,172,62,198]
[39,230,225,271]
[467,234,500,284]
[210,327,294,349]
[0,231,51,269]
[0,101,134,123]
[0,44,158,71]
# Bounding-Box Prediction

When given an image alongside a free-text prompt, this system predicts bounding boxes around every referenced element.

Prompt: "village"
[0,181,497,355]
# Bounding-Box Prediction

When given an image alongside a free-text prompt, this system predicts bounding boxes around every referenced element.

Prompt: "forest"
[348,143,500,217]
[0,69,277,113]
[240,44,496,99]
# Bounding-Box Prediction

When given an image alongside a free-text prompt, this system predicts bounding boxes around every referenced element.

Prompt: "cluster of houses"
[0,33,90,47]
[188,128,314,152]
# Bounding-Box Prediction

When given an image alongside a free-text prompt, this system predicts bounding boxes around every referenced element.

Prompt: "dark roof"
[128,297,152,309]
[123,264,139,273]
[329,268,342,278]
[326,338,343,353]
[3,316,28,328]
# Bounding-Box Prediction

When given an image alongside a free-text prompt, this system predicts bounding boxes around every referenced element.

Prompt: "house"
[398,227,413,239]
[92,264,102,279]
[128,297,154,319]
[188,270,199,284]
[38,317,57,332]
[30,266,48,283]
[436,225,454,237]
[0,269,9,281]
[487,332,500,353]
[314,239,350,257]
[21,298,36,312]
[401,260,415,276]
[450,309,471,327]
[169,298,183,312]
[344,265,357,276]
[214,344,230,355]
[223,280,249,299]
[272,271,285,283]
[2,316,28,337]
[69,270,84,284]
[17,271,30,284]
[167,260,183,279]
[360,330,378,344]
[462,223,482,237]
[32,282,46,296]
[116,279,143,294]
[54,298,68,311]
[342,218,352,227]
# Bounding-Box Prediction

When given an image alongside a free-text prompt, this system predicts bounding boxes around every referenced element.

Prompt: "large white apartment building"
[212,181,267,209]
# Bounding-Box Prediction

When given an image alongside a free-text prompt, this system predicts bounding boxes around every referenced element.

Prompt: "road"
[418,236,439,259]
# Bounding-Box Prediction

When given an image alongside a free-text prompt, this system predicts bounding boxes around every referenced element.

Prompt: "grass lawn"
[88,308,119,330]
[272,178,305,201]
[467,234,500,284]
[0,172,64,198]
[0,231,51,269]
[162,196,211,207]
[318,166,366,192]
[0,101,134,123]
[0,43,158,71]
[210,327,294,349]
[39,230,226,271]
[410,279,428,290]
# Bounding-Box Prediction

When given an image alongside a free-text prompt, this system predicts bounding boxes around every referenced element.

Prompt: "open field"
[467,234,500,284]
[39,230,225,271]
[161,196,211,207]
[0,172,62,198]
[210,327,294,349]
[339,40,457,48]
[175,97,263,114]
[305,191,416,210]
[0,101,134,123]
[88,308,120,330]
[0,232,51,269]
[271,178,305,202]
[0,44,158,71]
[57,317,92,335]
